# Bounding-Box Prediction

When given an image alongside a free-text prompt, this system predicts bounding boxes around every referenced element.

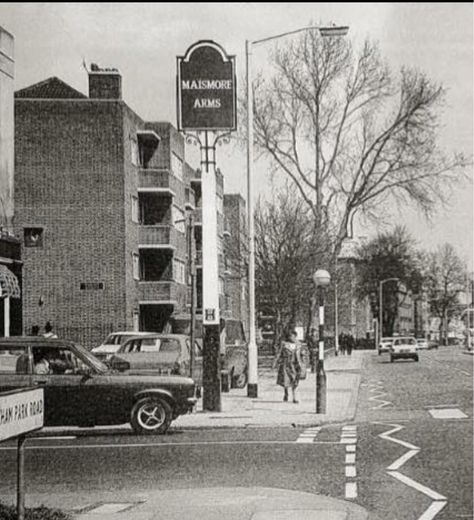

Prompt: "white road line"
[345,482,357,499]
[296,438,315,444]
[417,501,448,520]
[342,425,357,431]
[388,471,446,501]
[376,423,420,450]
[387,449,419,471]
[346,445,356,453]
[345,453,356,464]
[0,439,337,451]
[345,465,357,478]
[340,438,357,444]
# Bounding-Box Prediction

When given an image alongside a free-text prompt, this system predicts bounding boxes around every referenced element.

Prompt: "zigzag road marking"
[374,422,447,520]
[369,383,393,410]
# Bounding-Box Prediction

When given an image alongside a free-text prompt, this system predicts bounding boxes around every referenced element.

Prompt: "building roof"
[15,77,87,99]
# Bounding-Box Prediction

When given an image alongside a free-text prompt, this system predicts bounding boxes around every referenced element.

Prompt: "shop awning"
[0,264,20,299]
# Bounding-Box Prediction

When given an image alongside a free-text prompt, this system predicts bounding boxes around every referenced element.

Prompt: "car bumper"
[391,352,417,358]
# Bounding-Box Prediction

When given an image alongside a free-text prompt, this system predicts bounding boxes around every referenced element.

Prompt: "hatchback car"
[378,337,394,355]
[416,338,429,350]
[170,316,248,389]
[389,337,419,362]
[91,331,155,362]
[0,337,196,434]
[109,334,203,387]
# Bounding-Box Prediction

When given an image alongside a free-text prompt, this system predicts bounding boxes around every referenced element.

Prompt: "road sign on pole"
[0,388,44,520]
[177,41,236,411]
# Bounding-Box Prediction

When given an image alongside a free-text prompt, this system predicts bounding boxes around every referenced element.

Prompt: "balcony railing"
[138,281,187,307]
[138,168,181,194]
[139,225,186,252]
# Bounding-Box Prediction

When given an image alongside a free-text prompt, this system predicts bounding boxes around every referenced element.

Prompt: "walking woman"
[274,330,303,403]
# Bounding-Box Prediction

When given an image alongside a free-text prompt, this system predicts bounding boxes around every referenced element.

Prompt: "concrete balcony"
[139,225,186,256]
[138,169,181,194]
[138,281,187,307]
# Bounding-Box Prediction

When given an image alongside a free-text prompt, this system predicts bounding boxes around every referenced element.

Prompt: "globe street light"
[313,269,331,413]
[379,278,399,343]
[246,24,349,398]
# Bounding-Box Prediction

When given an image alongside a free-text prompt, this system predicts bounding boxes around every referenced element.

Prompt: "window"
[173,259,186,284]
[171,153,183,181]
[130,138,139,166]
[31,346,88,375]
[172,206,185,234]
[131,195,139,223]
[140,338,161,352]
[133,253,140,280]
[24,228,44,248]
[0,345,29,374]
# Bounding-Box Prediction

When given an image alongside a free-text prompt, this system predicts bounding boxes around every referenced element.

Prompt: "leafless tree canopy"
[252,30,469,255]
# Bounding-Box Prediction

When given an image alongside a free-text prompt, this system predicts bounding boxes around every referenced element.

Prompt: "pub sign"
[177,40,236,131]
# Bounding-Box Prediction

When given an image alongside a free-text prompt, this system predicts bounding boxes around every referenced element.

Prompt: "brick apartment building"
[223,194,248,336]
[14,65,226,348]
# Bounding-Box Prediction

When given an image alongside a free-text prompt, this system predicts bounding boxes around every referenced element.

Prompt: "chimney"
[88,63,122,99]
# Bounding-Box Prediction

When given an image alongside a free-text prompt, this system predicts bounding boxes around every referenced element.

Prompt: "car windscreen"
[104,334,122,345]
[394,338,417,346]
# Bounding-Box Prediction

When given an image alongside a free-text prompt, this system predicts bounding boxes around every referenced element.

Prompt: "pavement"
[28,351,371,520]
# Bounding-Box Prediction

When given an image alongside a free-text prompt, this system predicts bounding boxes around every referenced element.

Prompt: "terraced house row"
[13,64,248,348]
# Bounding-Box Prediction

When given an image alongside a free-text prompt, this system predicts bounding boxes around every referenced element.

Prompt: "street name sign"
[177,40,236,131]
[0,388,44,442]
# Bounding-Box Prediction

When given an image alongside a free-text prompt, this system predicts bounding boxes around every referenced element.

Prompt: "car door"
[30,344,99,426]
[0,343,31,393]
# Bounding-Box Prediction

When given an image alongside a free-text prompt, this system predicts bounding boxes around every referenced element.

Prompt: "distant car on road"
[0,337,197,435]
[416,338,429,350]
[378,337,394,355]
[389,337,419,362]
[91,331,155,362]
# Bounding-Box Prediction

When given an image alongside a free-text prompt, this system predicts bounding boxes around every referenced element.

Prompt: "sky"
[1,2,472,267]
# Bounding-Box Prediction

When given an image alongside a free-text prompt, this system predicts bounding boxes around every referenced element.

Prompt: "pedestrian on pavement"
[274,330,303,404]
[43,321,58,339]
[347,334,354,356]
[339,333,347,355]
[31,325,40,336]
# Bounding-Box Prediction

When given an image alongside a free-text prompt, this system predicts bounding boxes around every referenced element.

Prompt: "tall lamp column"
[313,269,331,413]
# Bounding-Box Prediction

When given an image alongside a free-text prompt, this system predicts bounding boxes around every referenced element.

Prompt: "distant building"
[223,193,248,337]
[14,66,198,347]
[0,26,22,336]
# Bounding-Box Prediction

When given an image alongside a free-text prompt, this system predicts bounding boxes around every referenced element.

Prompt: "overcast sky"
[1,3,472,267]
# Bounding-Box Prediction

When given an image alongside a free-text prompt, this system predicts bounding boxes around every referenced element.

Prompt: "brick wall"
[15,99,127,347]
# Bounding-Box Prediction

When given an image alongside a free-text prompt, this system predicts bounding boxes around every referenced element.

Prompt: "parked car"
[170,316,248,389]
[378,337,394,355]
[91,331,155,362]
[0,337,197,434]
[416,338,429,350]
[109,334,203,387]
[389,337,419,362]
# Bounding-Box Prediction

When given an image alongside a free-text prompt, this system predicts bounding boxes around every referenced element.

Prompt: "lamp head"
[313,269,331,287]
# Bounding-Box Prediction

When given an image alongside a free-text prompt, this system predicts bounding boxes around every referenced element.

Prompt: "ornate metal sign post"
[177,41,236,411]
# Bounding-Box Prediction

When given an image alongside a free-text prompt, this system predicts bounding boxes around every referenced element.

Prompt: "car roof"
[107,331,155,336]
[123,333,188,341]
[0,337,76,347]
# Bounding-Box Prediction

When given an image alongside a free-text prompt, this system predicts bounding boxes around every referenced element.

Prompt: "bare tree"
[252,30,469,256]
[425,243,467,345]
[355,226,424,336]
[255,187,331,349]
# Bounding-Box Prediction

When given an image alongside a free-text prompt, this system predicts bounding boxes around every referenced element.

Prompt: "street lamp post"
[313,269,331,413]
[379,278,399,343]
[246,24,349,398]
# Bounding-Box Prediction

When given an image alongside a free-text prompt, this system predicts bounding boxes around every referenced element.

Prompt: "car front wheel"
[131,397,172,435]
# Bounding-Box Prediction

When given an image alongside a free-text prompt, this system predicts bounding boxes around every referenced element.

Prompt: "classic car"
[0,337,197,434]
